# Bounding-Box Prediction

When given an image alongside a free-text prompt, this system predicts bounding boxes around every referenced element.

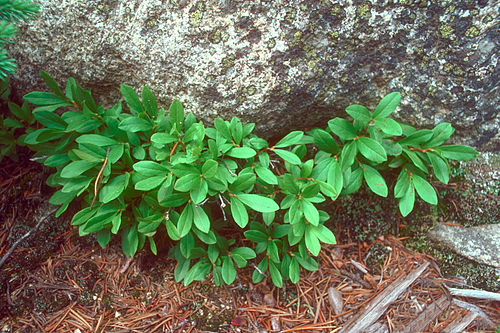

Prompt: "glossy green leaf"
[328,118,357,140]
[438,145,478,161]
[141,86,158,117]
[273,149,301,165]
[120,84,143,114]
[119,117,153,132]
[222,256,236,284]
[230,196,249,228]
[346,104,371,124]
[301,183,320,198]
[374,118,402,136]
[312,224,336,244]
[231,247,256,259]
[427,152,449,184]
[372,92,400,119]
[269,261,283,287]
[327,160,343,199]
[190,179,208,204]
[151,133,177,144]
[237,193,279,213]
[100,173,129,203]
[255,165,278,184]
[399,183,415,217]
[160,193,189,208]
[135,176,165,191]
[226,146,256,159]
[60,160,98,178]
[412,174,437,205]
[122,225,139,258]
[175,173,201,192]
[275,130,304,148]
[305,225,321,256]
[40,70,65,98]
[357,137,387,163]
[394,169,410,198]
[302,199,319,226]
[202,159,218,178]
[76,134,118,146]
[166,220,181,241]
[362,164,388,197]
[424,122,454,148]
[33,111,67,130]
[244,230,268,243]
[289,257,300,283]
[311,128,339,154]
[178,204,194,237]
[133,161,169,176]
[24,91,70,106]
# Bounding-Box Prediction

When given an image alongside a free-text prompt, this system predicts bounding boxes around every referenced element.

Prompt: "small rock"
[327,287,343,315]
[428,223,500,268]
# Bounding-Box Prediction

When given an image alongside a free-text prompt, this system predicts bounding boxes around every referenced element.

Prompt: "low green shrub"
[18,71,477,287]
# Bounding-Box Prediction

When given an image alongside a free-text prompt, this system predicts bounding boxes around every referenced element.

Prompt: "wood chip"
[402,295,451,333]
[327,287,343,315]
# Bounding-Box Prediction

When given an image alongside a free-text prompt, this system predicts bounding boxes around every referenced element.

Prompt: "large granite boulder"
[8,0,499,149]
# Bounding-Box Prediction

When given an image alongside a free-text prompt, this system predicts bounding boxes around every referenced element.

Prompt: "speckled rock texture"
[428,223,500,268]
[8,0,499,149]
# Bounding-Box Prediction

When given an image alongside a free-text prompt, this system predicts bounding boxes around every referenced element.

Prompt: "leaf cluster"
[15,71,478,287]
[0,0,39,80]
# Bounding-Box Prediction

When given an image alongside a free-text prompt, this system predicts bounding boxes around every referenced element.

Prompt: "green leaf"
[305,225,321,256]
[394,169,410,198]
[302,183,320,198]
[133,161,169,176]
[230,197,249,228]
[43,154,70,167]
[424,122,455,148]
[311,128,339,154]
[412,174,437,205]
[119,117,153,132]
[175,173,201,192]
[166,220,181,241]
[372,92,401,119]
[273,149,301,165]
[151,133,177,144]
[328,118,357,140]
[230,172,255,192]
[122,225,139,258]
[120,84,143,114]
[403,149,428,173]
[190,179,208,204]
[169,100,184,131]
[222,256,236,284]
[244,230,268,243]
[24,91,70,106]
[296,255,318,271]
[141,86,158,117]
[279,173,299,194]
[302,199,319,226]
[71,207,97,226]
[208,245,219,263]
[226,146,256,159]
[33,111,67,130]
[267,240,280,263]
[312,224,336,245]
[202,159,218,178]
[357,137,387,163]
[327,161,343,199]
[427,152,449,184]
[362,164,388,197]
[76,134,118,146]
[135,176,165,191]
[214,118,231,140]
[255,165,278,185]
[61,160,98,178]
[340,141,358,171]
[192,204,210,233]
[275,130,304,148]
[399,183,415,217]
[97,230,111,248]
[40,70,65,98]
[148,237,157,255]
[230,117,243,144]
[100,173,129,203]
[374,118,402,136]
[269,261,283,288]
[231,247,256,259]
[160,193,189,207]
[178,204,194,237]
[180,233,194,258]
[399,129,434,145]
[237,193,279,213]
[438,145,478,161]
[346,104,372,124]
[343,167,364,194]
[289,257,300,283]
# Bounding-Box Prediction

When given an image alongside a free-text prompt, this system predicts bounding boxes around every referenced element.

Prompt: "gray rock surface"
[428,223,500,268]
[8,0,499,149]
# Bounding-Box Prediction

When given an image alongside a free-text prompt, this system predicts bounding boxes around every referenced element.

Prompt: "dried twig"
[0,207,57,269]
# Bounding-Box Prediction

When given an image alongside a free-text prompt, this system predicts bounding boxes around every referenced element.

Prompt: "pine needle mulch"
[0,158,498,332]
[1,228,498,332]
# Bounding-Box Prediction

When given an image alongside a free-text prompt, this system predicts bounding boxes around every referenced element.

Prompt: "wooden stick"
[402,295,451,333]
[442,311,476,333]
[447,287,500,301]
[340,262,429,333]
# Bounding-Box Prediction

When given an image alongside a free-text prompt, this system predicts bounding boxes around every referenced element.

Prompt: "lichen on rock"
[8,0,499,149]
